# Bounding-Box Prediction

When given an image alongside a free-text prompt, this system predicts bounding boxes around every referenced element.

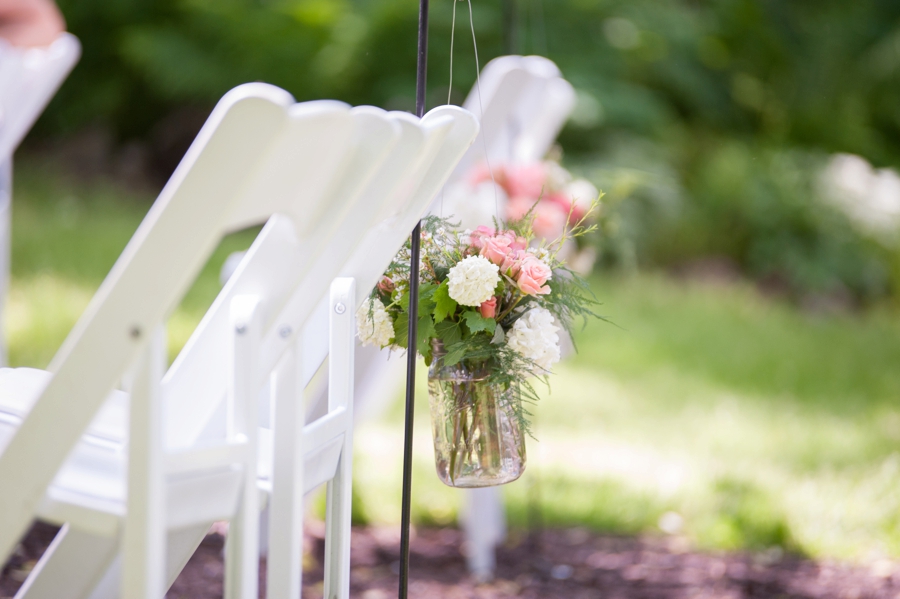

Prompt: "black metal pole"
[399,1,428,597]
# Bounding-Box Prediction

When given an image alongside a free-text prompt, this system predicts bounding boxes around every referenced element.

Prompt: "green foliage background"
[34,0,900,302]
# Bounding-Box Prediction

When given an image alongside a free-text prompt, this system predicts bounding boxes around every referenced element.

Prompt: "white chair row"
[0,82,478,598]
[0,33,81,366]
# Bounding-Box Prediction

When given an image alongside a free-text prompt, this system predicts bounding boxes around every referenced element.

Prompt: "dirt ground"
[4,521,900,599]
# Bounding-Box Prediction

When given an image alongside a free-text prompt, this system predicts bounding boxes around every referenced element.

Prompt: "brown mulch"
[4,521,900,599]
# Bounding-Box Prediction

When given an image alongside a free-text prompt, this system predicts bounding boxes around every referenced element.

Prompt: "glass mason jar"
[427,339,526,488]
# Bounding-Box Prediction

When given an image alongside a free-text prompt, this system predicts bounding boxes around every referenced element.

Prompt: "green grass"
[348,275,900,562]
[7,165,900,562]
[6,164,257,366]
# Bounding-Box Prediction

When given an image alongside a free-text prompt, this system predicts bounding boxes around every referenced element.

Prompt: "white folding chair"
[451,55,575,177]
[0,81,477,599]
[354,54,576,580]
[0,33,81,366]
[455,53,576,581]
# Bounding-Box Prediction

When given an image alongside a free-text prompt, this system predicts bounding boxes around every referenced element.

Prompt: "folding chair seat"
[0,81,477,599]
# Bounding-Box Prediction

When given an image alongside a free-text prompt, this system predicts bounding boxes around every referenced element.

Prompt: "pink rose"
[479,296,498,319]
[500,249,525,277]
[504,231,528,251]
[480,234,515,265]
[516,255,552,296]
[505,163,547,199]
[468,225,497,250]
[532,201,568,240]
[377,276,395,294]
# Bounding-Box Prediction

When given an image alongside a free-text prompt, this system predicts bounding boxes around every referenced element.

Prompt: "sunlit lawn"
[8,164,900,562]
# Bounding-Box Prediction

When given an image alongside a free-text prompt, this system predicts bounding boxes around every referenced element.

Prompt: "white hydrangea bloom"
[507,307,561,374]
[356,298,394,347]
[447,255,500,307]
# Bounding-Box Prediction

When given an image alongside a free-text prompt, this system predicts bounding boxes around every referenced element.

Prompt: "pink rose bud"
[516,255,553,296]
[377,276,395,293]
[479,296,498,319]
[504,232,528,251]
[500,249,525,277]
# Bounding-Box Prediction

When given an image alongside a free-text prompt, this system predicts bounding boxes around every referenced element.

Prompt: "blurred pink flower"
[467,163,499,187]
[505,163,548,199]
[506,196,535,222]
[517,255,552,296]
[479,296,498,319]
[532,202,568,240]
[547,191,573,216]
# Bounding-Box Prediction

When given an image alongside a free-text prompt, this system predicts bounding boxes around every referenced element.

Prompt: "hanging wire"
[448,0,458,105]
[440,0,461,218]
[466,0,501,220]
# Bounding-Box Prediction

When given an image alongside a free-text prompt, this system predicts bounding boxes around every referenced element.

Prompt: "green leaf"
[392,312,408,349]
[462,310,497,336]
[435,320,462,347]
[416,314,436,357]
[432,281,457,324]
[420,282,438,300]
[443,341,469,367]
[491,324,506,344]
[418,282,437,316]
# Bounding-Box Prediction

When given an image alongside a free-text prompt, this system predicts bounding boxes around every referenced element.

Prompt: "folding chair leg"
[461,487,506,581]
[15,524,117,599]
[266,346,305,599]
[323,449,352,599]
[323,278,355,599]
[0,159,10,368]
[122,326,167,599]
[224,296,263,599]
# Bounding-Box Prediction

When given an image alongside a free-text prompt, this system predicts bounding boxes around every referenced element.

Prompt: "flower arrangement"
[439,158,600,274]
[357,198,601,486]
[468,160,599,242]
